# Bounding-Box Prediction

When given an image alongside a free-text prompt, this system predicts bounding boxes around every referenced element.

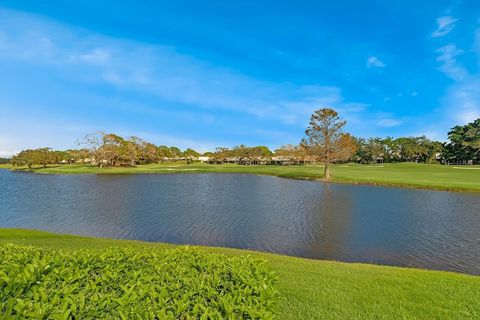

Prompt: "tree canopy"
[444,119,480,164]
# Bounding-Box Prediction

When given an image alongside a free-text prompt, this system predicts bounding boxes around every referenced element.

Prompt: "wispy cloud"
[76,49,110,65]
[435,27,480,126]
[5,7,464,154]
[366,56,385,68]
[441,78,480,124]
[0,8,375,155]
[436,44,467,81]
[377,119,401,128]
[376,113,402,127]
[0,8,366,126]
[432,16,458,37]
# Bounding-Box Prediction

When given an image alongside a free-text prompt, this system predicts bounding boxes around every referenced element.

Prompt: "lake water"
[1,169,479,274]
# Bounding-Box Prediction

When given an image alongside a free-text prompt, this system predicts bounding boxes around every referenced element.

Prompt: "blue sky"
[0,1,479,156]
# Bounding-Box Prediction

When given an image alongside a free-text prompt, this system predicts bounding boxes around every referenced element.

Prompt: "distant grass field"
[1,229,479,319]
[11,162,480,192]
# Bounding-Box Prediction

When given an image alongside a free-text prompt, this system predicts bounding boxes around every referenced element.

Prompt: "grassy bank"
[11,162,480,192]
[1,229,479,319]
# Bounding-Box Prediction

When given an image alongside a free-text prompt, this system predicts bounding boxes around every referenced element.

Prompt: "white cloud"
[0,8,369,126]
[441,78,480,124]
[366,56,385,68]
[432,16,458,37]
[0,8,373,154]
[376,114,402,128]
[435,44,468,81]
[76,48,110,64]
[377,119,401,127]
[435,28,480,128]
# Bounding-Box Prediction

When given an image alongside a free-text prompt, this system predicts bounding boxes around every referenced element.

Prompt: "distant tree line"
[350,119,479,165]
[10,132,200,168]
[10,148,74,169]
[204,145,274,165]
[77,132,200,167]
[274,116,479,167]
[352,136,443,164]
[8,110,480,170]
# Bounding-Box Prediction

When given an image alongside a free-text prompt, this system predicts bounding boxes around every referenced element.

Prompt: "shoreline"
[4,163,480,193]
[0,227,476,275]
[1,227,476,276]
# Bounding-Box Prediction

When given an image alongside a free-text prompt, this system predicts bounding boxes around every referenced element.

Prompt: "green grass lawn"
[1,229,479,319]
[12,162,480,192]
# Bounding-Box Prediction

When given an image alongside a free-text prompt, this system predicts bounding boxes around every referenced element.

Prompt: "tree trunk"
[324,162,331,181]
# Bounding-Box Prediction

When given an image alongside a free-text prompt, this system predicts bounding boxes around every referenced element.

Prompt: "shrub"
[0,244,278,319]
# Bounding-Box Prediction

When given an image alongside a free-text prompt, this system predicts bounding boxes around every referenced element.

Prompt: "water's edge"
[5,168,480,194]
[2,227,477,277]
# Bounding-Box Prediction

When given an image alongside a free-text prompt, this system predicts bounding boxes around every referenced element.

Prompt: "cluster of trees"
[204,145,273,164]
[443,119,480,164]
[8,109,479,175]
[353,136,443,164]
[274,144,309,163]
[203,108,355,179]
[10,148,74,168]
[77,132,200,167]
[10,132,201,168]
[257,116,480,168]
[271,109,478,178]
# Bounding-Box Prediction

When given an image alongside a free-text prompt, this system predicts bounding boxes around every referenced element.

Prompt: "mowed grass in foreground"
[16,162,480,192]
[1,229,479,319]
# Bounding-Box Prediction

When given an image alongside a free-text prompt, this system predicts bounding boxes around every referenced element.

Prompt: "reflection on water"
[1,169,479,275]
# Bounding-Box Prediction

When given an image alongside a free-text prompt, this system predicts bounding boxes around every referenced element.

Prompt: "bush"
[0,244,278,319]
